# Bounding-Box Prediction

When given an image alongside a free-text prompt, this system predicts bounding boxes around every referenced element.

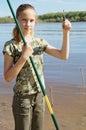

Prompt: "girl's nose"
[26,21,31,26]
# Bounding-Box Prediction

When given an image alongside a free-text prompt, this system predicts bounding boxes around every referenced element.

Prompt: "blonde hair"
[13,4,37,42]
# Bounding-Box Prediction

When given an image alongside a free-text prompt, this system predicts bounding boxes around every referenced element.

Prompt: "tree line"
[0,16,14,23]
[0,11,86,23]
[38,11,86,22]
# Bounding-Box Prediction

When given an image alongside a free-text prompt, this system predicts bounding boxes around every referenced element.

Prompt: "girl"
[3,4,71,130]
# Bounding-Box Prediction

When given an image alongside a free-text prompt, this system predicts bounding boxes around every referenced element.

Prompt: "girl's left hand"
[62,19,72,30]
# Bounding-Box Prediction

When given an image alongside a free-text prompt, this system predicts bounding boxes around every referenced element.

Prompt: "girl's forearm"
[5,56,27,82]
[61,30,70,60]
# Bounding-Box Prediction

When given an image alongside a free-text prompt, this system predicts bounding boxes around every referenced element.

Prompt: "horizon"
[0,0,86,17]
[1,10,86,18]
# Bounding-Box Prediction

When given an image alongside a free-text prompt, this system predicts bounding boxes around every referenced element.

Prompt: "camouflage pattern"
[3,38,48,96]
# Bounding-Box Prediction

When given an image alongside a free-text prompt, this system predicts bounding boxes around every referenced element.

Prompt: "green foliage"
[0,16,14,23]
[0,11,86,23]
[38,11,86,22]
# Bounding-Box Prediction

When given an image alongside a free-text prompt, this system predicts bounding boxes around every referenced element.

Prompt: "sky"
[0,0,86,17]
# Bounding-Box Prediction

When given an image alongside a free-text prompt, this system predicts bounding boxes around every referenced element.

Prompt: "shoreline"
[0,83,86,130]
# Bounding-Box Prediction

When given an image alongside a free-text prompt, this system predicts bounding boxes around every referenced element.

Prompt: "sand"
[0,84,86,130]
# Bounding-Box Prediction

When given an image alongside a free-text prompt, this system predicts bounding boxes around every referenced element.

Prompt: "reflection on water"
[0,22,86,88]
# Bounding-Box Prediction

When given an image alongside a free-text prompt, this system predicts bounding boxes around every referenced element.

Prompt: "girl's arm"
[45,19,71,60]
[4,44,33,82]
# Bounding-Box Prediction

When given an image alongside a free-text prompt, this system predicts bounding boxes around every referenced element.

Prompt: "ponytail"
[13,26,20,42]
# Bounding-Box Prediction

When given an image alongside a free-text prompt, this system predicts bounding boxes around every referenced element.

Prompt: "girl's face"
[18,8,36,36]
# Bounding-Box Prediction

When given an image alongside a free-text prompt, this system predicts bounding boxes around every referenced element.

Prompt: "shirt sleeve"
[40,38,49,51]
[3,40,14,57]
[35,38,48,51]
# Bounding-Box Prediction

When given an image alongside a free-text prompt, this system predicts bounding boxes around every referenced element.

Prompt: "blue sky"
[0,0,86,17]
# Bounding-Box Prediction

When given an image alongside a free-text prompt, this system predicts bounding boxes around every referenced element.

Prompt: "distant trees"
[0,16,14,23]
[0,11,86,23]
[38,11,86,22]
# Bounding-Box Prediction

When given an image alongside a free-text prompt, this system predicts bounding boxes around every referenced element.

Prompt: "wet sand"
[0,83,86,130]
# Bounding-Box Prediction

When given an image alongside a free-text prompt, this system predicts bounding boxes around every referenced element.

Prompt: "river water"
[0,22,86,88]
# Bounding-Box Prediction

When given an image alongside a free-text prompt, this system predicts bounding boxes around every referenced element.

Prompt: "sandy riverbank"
[0,84,86,130]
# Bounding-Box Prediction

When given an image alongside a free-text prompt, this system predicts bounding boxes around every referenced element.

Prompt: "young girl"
[3,4,71,130]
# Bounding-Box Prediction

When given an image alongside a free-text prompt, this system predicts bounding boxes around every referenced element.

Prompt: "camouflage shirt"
[3,37,48,96]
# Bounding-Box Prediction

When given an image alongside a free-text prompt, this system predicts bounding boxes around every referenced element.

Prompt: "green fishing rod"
[6,0,60,129]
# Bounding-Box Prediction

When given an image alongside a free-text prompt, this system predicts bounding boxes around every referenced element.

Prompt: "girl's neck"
[19,34,33,41]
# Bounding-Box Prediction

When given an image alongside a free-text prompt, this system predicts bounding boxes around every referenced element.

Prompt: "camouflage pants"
[12,92,45,130]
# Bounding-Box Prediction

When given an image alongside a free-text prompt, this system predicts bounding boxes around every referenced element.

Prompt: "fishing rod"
[6,0,60,129]
[62,10,66,21]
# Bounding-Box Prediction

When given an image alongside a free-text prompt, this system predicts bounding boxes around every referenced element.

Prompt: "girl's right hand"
[21,44,33,60]
[21,36,33,60]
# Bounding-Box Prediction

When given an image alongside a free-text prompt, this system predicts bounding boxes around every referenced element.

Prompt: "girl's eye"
[30,19,35,22]
[22,19,26,22]
[21,18,35,23]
